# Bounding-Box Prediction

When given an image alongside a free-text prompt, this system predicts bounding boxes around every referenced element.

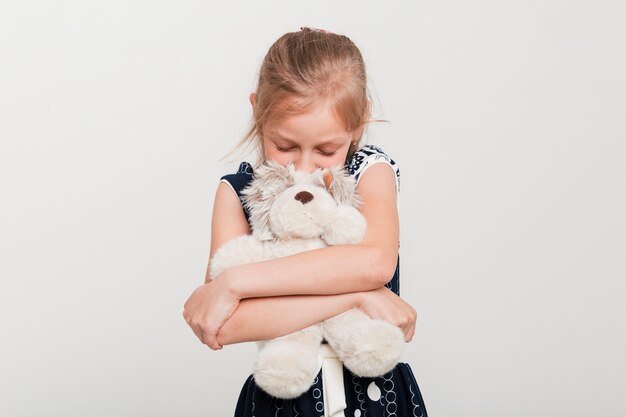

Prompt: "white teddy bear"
[209,160,405,399]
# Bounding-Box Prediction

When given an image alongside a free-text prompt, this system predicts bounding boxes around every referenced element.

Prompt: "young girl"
[183,27,428,416]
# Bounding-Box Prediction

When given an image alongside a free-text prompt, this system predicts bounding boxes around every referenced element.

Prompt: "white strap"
[318,344,346,417]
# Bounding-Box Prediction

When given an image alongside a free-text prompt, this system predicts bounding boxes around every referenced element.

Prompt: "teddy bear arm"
[208,236,271,278]
[322,204,367,245]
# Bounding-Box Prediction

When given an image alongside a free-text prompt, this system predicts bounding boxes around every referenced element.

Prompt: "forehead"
[266,100,351,144]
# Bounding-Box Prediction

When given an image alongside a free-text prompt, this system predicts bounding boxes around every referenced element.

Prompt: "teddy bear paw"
[253,343,321,399]
[336,320,405,378]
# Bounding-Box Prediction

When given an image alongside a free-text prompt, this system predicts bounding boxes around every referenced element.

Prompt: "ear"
[351,100,371,145]
[324,166,362,208]
[249,93,257,117]
[241,160,293,240]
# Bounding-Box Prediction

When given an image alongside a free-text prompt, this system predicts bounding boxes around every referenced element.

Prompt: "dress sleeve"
[345,144,400,196]
[219,161,254,224]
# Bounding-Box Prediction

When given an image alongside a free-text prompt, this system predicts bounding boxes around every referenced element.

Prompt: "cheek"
[320,152,349,168]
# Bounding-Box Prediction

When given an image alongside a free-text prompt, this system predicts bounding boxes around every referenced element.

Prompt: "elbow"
[215,329,231,348]
[368,246,398,288]
[216,331,230,348]
[219,316,261,345]
[217,312,273,346]
[216,317,242,347]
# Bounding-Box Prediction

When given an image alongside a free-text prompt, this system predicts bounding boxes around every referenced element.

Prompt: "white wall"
[1,1,624,416]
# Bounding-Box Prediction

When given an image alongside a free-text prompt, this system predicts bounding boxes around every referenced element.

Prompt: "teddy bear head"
[241,160,361,241]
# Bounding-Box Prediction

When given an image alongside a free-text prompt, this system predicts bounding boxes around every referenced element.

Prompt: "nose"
[294,191,314,204]
[295,155,316,173]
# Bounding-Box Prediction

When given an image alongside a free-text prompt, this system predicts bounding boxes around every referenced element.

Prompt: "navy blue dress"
[220,145,428,417]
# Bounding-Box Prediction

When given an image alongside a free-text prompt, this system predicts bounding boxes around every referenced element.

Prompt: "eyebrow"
[270,132,348,145]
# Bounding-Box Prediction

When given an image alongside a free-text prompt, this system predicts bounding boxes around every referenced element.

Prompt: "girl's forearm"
[227,244,394,299]
[216,291,363,346]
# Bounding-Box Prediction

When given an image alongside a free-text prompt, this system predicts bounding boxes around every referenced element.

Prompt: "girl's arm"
[215,162,400,298]
[216,286,416,347]
[216,292,362,345]
[183,163,402,350]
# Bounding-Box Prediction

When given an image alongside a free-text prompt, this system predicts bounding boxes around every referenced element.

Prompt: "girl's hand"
[182,271,240,350]
[357,286,418,342]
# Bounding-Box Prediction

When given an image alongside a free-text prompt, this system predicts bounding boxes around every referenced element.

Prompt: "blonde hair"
[223,27,387,165]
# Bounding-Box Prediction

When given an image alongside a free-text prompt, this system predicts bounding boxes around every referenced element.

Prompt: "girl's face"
[252,95,355,173]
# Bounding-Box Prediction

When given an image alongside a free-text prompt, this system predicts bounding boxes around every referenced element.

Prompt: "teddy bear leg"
[253,324,323,399]
[321,308,405,378]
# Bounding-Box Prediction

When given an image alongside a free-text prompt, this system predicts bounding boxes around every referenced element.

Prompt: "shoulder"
[220,162,254,195]
[219,161,255,223]
[345,144,400,193]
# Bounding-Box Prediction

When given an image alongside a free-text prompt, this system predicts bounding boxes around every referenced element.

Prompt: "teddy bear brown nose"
[294,191,314,204]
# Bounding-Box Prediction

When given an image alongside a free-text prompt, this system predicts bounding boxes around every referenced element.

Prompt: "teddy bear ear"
[241,161,294,240]
[325,165,362,208]
[323,171,333,190]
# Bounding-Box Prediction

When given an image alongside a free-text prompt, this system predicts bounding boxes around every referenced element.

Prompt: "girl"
[183,27,428,416]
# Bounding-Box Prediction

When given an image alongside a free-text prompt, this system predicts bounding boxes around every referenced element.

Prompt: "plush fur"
[209,161,405,399]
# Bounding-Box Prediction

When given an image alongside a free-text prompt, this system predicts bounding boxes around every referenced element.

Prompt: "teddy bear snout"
[294,191,314,204]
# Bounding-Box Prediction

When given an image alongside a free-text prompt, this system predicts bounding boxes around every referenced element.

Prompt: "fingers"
[405,307,417,342]
[403,311,416,342]
[399,319,411,342]
[192,322,222,350]
[406,320,416,342]
[396,306,418,342]
[183,308,223,351]
[201,329,223,351]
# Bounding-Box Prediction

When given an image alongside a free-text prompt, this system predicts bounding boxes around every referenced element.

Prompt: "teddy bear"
[209,160,405,399]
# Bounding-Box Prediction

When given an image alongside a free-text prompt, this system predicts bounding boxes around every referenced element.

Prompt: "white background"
[1,1,625,416]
